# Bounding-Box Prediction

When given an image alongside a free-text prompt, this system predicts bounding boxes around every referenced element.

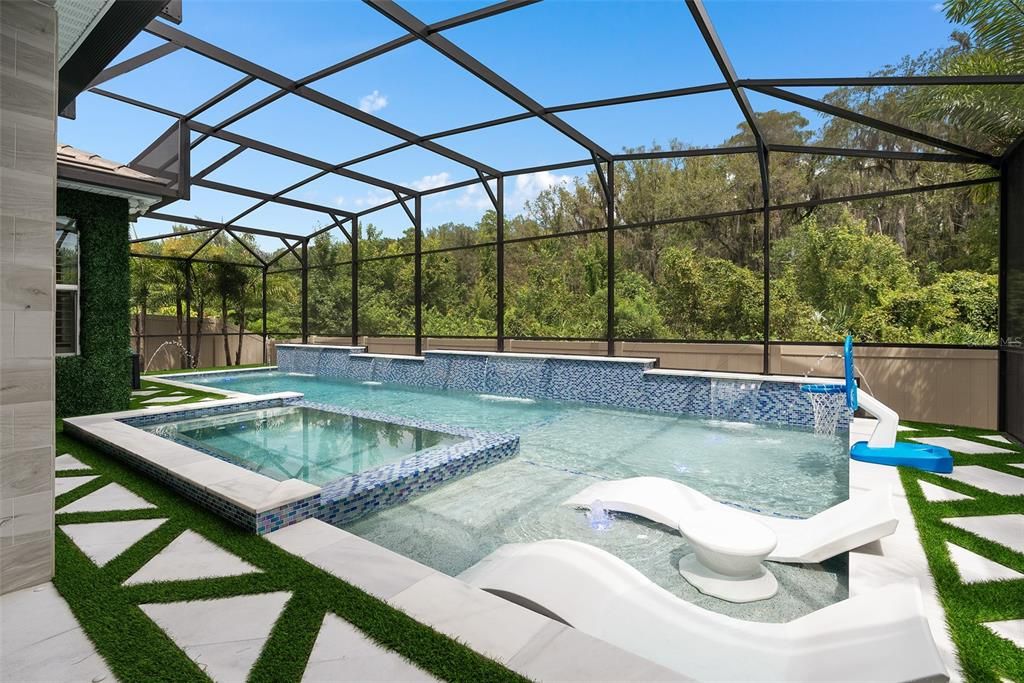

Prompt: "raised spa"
[142,405,465,486]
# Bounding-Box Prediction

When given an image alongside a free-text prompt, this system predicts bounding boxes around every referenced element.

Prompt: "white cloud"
[410,172,451,192]
[358,90,388,113]
[507,171,575,212]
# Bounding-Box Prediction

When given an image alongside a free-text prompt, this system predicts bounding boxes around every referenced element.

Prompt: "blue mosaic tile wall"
[276,346,851,431]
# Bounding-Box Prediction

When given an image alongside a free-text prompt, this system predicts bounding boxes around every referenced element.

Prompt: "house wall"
[55,188,131,418]
[0,0,57,594]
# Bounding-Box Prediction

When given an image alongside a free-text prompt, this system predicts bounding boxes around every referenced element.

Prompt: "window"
[56,216,79,355]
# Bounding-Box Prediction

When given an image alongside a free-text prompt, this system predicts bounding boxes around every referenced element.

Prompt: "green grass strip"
[55,425,527,683]
[895,422,1023,682]
[129,378,228,410]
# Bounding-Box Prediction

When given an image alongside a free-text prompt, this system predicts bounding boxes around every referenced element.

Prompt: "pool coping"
[265,518,685,681]
[65,393,320,515]
[644,368,845,385]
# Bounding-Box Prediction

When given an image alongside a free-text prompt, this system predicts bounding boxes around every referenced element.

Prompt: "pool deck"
[849,417,961,682]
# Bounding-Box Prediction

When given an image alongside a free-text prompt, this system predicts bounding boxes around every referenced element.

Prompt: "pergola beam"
[771,144,984,165]
[685,0,767,152]
[145,20,502,176]
[738,75,1024,87]
[749,84,998,164]
[88,43,181,87]
[193,145,246,180]
[87,87,417,196]
[187,121,417,195]
[193,177,355,219]
[365,0,613,161]
[145,212,306,241]
[131,225,219,243]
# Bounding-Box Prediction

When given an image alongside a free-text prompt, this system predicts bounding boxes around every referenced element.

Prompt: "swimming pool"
[181,368,849,622]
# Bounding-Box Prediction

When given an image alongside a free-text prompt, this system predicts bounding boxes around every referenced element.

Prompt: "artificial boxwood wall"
[56,188,131,417]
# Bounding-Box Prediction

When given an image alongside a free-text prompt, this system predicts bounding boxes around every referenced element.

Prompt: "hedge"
[56,188,131,417]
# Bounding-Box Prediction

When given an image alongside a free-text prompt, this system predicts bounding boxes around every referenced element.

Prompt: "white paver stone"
[302,614,437,682]
[939,466,1024,497]
[943,514,1024,554]
[125,529,260,585]
[141,592,290,683]
[945,542,1023,584]
[978,435,1012,444]
[54,453,89,471]
[982,620,1024,649]
[58,482,157,513]
[61,519,168,566]
[0,583,113,682]
[911,437,1013,455]
[143,395,192,404]
[54,475,97,497]
[919,480,973,502]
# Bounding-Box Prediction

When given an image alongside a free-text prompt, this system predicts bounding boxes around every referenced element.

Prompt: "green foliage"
[128,4,1014,350]
[56,189,131,417]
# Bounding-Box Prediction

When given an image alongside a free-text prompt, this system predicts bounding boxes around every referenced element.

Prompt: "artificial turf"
[894,422,1023,683]
[54,423,527,683]
[129,378,227,410]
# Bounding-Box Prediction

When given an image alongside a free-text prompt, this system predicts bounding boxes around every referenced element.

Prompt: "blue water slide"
[844,336,953,473]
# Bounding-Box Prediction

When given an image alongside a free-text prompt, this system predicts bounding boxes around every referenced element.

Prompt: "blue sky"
[59,0,964,248]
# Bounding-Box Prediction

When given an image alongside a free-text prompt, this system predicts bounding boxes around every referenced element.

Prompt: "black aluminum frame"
[105,0,1017,378]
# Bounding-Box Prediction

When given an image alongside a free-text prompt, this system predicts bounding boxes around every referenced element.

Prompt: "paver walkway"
[40,427,530,683]
[896,426,1024,682]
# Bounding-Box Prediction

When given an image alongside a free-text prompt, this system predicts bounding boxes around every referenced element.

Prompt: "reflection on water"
[144,406,462,485]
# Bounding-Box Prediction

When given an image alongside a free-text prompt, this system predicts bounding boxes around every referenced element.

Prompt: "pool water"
[143,405,463,486]
[181,370,850,621]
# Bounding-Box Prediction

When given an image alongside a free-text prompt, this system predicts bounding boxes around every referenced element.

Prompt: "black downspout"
[414,195,423,356]
[496,176,505,352]
[351,216,359,348]
[261,265,267,365]
[761,146,771,375]
[301,238,309,344]
[606,161,615,357]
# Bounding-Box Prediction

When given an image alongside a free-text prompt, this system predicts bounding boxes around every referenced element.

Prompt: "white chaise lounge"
[563,476,898,563]
[460,539,947,682]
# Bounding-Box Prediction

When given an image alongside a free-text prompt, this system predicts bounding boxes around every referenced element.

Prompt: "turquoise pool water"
[179,369,849,621]
[143,405,463,486]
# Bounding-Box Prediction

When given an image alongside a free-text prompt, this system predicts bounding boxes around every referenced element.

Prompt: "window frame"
[55,215,80,357]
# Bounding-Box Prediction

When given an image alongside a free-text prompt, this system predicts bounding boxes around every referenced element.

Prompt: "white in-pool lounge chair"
[563,476,897,563]
[460,539,947,682]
